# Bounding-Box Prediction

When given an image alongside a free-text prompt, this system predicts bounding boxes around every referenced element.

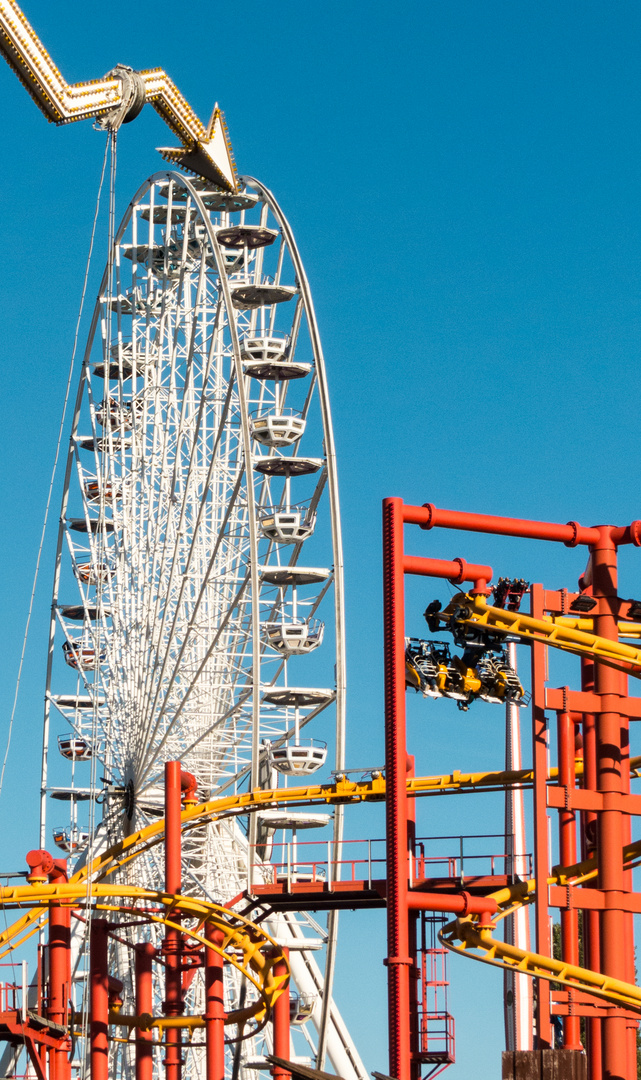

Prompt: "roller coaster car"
[405,639,451,698]
[475,652,525,706]
[492,577,529,612]
[405,639,525,710]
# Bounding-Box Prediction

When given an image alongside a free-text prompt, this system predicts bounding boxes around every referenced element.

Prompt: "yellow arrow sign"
[0,0,238,189]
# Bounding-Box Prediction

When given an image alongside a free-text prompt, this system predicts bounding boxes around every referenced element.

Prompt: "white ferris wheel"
[41,171,365,1080]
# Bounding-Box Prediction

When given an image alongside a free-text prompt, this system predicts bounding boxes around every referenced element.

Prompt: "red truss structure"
[382,497,641,1080]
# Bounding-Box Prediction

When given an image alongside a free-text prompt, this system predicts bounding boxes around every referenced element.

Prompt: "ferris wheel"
[41,171,364,1080]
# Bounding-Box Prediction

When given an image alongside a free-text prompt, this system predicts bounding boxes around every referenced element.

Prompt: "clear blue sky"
[2,0,641,1075]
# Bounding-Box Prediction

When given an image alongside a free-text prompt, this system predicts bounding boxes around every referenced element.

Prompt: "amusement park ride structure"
[1,4,641,1080]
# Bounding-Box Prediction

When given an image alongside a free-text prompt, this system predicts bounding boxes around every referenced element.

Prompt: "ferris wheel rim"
[40,168,355,1078]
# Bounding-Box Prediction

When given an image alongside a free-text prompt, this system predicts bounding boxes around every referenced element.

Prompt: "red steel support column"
[205,923,226,1080]
[135,942,156,1080]
[90,919,110,1080]
[164,761,184,1080]
[383,498,411,1080]
[530,584,552,1049]
[592,531,629,1080]
[581,659,603,1080]
[48,857,71,1080]
[271,949,290,1080]
[406,755,420,1080]
[557,709,582,1050]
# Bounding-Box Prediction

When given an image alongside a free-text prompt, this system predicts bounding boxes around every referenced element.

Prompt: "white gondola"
[163,182,260,212]
[258,810,331,830]
[290,993,316,1025]
[109,340,158,366]
[96,398,143,431]
[78,435,131,453]
[250,411,306,448]
[241,334,287,364]
[62,640,106,670]
[59,604,110,621]
[231,283,297,310]
[75,562,115,585]
[270,739,327,776]
[83,480,120,504]
[53,826,89,854]
[258,506,316,544]
[241,335,311,381]
[261,687,334,708]
[217,224,278,250]
[263,620,324,656]
[57,735,93,761]
[67,517,114,534]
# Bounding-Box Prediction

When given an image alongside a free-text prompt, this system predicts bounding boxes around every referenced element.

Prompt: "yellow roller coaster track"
[440,592,641,678]
[439,835,641,1014]
[3,757,641,1024]
[0,880,288,1036]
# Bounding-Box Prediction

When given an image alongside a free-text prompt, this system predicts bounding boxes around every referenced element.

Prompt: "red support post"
[164,760,184,1080]
[592,531,630,1080]
[383,497,412,1080]
[530,584,552,1049]
[90,920,110,1080]
[204,923,226,1080]
[271,949,290,1080]
[557,709,582,1051]
[48,859,71,1080]
[581,659,603,1080]
[406,755,421,1080]
[135,942,156,1080]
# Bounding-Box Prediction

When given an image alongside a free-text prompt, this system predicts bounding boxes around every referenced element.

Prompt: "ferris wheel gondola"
[41,171,363,1080]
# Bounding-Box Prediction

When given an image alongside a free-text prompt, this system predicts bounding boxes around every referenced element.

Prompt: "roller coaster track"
[440,592,641,678]
[0,879,288,1036]
[439,836,641,1014]
[3,757,641,1025]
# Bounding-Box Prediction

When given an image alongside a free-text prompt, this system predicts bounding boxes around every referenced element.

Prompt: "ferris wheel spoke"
[133,294,231,716]
[136,466,247,749]
[136,569,252,781]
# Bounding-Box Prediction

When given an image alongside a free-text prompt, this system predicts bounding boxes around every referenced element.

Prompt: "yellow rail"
[442,592,641,678]
[549,617,641,640]
[440,838,641,1012]
[0,881,288,1033]
[3,758,640,1017]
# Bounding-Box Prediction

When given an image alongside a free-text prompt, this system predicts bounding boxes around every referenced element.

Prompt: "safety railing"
[251,834,532,890]
[417,1010,456,1064]
[0,961,28,1019]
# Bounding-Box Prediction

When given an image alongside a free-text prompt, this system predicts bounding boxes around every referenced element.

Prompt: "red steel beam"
[90,920,110,1080]
[383,497,412,1080]
[406,503,601,545]
[164,761,184,1080]
[557,710,582,1051]
[402,556,493,592]
[205,923,226,1080]
[135,942,155,1080]
[270,949,290,1080]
